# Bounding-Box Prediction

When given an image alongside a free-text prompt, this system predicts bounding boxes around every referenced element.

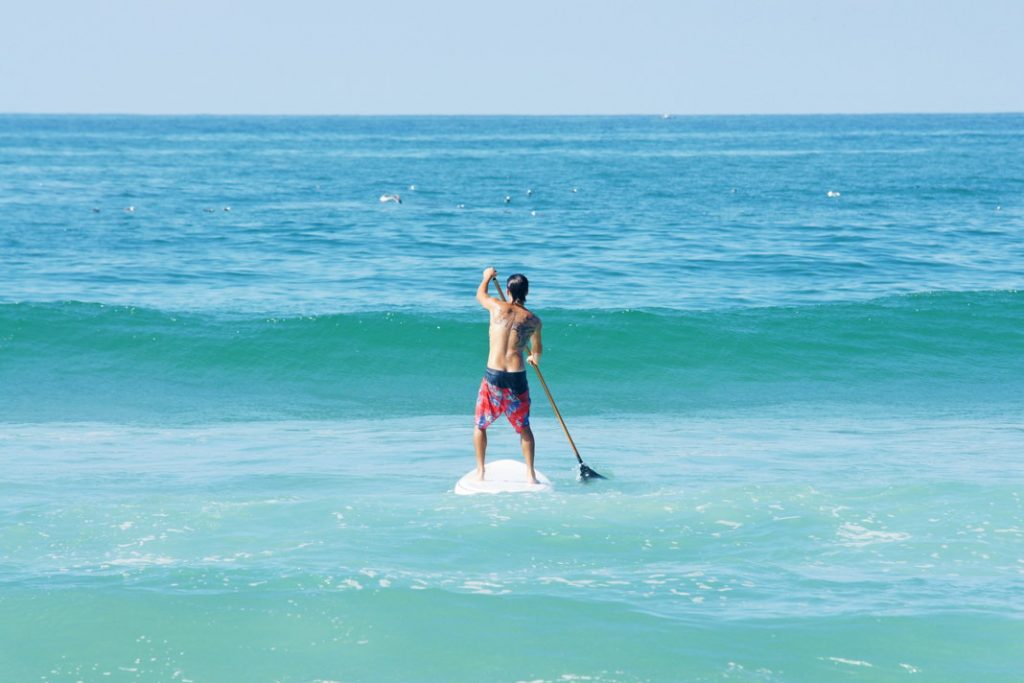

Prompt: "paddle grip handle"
[491,275,506,302]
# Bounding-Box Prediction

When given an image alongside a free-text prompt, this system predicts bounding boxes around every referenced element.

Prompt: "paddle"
[491,275,606,481]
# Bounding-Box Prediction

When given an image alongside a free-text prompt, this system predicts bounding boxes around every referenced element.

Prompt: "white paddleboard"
[454,459,554,495]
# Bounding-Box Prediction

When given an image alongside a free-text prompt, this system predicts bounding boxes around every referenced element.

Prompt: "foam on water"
[3,417,1023,680]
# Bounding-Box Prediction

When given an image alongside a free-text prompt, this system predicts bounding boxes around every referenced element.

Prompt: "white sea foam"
[105,555,175,567]
[837,523,910,547]
[826,657,873,667]
[462,580,510,595]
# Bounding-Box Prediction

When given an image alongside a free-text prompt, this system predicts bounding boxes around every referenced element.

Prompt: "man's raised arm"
[477,267,499,310]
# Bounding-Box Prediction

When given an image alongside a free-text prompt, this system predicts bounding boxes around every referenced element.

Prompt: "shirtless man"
[473,267,543,483]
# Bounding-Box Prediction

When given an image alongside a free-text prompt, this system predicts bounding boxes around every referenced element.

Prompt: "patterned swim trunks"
[475,368,531,433]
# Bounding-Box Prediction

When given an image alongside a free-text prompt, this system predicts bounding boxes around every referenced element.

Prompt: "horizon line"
[2,110,1022,118]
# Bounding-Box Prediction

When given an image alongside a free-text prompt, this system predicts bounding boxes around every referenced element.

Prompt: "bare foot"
[526,475,539,485]
[475,468,485,481]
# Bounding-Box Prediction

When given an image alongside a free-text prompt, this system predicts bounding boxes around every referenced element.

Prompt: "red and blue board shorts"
[475,368,531,433]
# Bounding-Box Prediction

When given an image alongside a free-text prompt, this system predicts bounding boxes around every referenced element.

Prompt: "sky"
[1,0,1022,115]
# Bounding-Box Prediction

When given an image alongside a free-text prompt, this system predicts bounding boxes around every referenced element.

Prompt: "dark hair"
[506,273,529,304]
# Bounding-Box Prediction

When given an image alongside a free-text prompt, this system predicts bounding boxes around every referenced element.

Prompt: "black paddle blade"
[577,463,606,481]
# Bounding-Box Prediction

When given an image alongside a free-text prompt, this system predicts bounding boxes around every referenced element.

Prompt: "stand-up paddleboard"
[454,459,554,495]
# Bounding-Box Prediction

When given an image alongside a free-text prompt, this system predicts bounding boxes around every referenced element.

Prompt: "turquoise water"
[1,114,1023,681]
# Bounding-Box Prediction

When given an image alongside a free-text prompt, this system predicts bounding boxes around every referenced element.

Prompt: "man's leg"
[519,425,538,484]
[473,426,487,480]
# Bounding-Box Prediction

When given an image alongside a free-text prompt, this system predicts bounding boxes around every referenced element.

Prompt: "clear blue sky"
[2,0,1021,115]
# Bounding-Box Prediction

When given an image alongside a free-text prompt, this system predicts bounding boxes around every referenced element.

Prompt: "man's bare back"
[485,301,540,372]
[476,267,543,371]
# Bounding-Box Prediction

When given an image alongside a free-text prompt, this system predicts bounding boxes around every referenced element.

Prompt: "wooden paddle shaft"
[490,274,585,466]
[530,363,585,465]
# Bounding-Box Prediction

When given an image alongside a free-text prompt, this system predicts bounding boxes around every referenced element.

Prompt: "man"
[474,267,543,484]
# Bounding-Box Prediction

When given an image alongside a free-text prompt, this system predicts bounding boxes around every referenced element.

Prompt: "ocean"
[1,114,1022,682]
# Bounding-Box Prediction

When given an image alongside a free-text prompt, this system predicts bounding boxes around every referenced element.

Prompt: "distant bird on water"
[380,193,402,204]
